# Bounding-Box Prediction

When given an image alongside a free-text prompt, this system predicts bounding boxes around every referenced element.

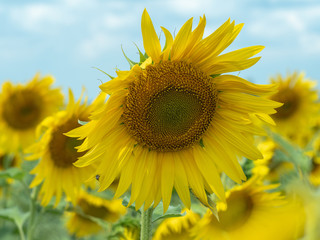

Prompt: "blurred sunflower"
[26,90,106,206]
[269,72,319,144]
[120,228,140,240]
[255,139,294,182]
[153,209,200,240]
[0,74,64,153]
[0,151,21,170]
[66,191,126,238]
[307,136,320,186]
[191,174,305,240]
[67,9,281,212]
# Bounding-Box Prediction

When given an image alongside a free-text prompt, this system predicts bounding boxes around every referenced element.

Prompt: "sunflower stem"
[17,223,26,240]
[140,207,153,240]
[27,186,40,240]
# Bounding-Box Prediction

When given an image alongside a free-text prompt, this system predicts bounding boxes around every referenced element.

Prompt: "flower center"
[219,191,254,230]
[2,89,42,130]
[123,61,218,152]
[271,89,299,119]
[49,117,86,168]
[78,198,109,219]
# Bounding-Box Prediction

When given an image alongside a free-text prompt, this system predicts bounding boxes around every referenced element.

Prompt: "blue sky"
[1,0,320,99]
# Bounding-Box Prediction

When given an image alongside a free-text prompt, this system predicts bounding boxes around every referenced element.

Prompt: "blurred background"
[1,0,319,99]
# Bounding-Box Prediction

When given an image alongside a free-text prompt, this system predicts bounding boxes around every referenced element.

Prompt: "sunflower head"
[67,9,281,213]
[191,174,305,240]
[66,191,126,237]
[153,209,200,240]
[255,139,295,182]
[270,72,319,143]
[27,90,106,206]
[0,74,64,153]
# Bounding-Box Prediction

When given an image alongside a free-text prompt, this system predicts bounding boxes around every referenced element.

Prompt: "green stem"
[17,223,26,240]
[27,186,40,240]
[140,207,153,240]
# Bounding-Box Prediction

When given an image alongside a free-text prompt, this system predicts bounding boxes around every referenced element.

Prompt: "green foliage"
[121,46,138,69]
[0,168,25,181]
[0,207,29,229]
[270,131,311,174]
[92,67,115,80]
[152,202,184,223]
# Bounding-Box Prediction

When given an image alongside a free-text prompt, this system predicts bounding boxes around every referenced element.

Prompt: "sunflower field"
[1,6,320,240]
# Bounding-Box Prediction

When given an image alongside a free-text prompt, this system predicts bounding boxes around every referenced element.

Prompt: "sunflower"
[255,139,294,182]
[191,174,305,240]
[307,136,320,186]
[67,9,281,212]
[269,72,319,145]
[0,73,64,153]
[120,228,140,240]
[153,209,200,240]
[66,191,126,238]
[0,151,21,170]
[26,90,106,206]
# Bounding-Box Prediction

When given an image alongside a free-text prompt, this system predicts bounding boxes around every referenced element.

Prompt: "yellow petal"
[171,17,193,60]
[214,45,264,62]
[161,152,175,213]
[215,75,278,96]
[160,26,173,61]
[141,9,161,63]
[174,155,191,209]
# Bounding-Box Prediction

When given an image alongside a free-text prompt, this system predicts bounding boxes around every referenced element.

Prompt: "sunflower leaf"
[210,74,221,79]
[121,196,138,212]
[121,45,138,69]
[0,168,25,181]
[0,207,29,229]
[152,202,184,223]
[133,43,147,63]
[269,131,311,174]
[92,67,114,79]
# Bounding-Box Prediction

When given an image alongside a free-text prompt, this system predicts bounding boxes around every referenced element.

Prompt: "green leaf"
[133,43,147,63]
[269,131,311,174]
[0,168,25,181]
[210,74,221,79]
[152,202,184,223]
[92,66,114,79]
[121,45,138,69]
[122,196,138,212]
[0,207,29,228]
[241,158,255,179]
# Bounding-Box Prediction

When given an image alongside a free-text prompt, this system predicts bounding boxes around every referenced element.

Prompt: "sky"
[1,0,320,100]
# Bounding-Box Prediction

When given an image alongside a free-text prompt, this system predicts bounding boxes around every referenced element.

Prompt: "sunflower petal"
[141,9,161,63]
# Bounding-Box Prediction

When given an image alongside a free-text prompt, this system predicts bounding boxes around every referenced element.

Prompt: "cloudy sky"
[1,0,319,99]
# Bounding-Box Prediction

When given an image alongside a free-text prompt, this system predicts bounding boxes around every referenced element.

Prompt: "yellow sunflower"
[255,139,294,182]
[307,136,320,186]
[0,151,21,170]
[153,209,200,240]
[120,228,140,240]
[0,73,64,153]
[66,191,126,238]
[26,90,106,206]
[269,72,319,144]
[191,174,305,240]
[67,9,281,212]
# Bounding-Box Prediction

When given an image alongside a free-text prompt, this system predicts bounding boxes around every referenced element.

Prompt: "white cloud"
[78,33,119,59]
[249,6,320,37]
[101,13,136,30]
[300,33,320,55]
[164,0,237,17]
[9,3,74,33]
